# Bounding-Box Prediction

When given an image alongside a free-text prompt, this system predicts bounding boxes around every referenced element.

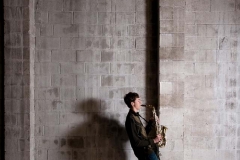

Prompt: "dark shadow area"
[0,0,4,159]
[63,1,160,158]
[145,0,159,114]
[64,99,128,160]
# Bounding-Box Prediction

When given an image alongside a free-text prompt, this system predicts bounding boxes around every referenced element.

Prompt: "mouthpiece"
[141,104,154,109]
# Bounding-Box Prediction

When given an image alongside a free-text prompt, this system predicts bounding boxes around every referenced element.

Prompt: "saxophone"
[141,104,167,148]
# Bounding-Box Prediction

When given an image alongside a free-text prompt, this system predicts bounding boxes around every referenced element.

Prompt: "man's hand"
[153,134,162,143]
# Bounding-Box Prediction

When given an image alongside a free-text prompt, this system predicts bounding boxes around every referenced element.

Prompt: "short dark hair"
[124,92,139,108]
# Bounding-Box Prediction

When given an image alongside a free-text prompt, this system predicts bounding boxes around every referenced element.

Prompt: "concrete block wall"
[0,0,4,159]
[33,0,158,160]
[160,0,240,160]
[4,0,240,160]
[4,0,32,159]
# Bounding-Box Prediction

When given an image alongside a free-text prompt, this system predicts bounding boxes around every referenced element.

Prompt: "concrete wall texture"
[3,0,240,160]
[4,0,33,159]
[159,0,240,160]
[4,0,159,160]
[1,0,4,159]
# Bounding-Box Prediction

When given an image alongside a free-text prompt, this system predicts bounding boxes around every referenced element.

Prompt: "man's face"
[131,97,141,111]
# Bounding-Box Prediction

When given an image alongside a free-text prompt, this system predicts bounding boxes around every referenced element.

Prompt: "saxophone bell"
[142,104,168,148]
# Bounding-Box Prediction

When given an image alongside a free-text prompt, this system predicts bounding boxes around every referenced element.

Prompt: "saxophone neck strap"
[137,113,149,124]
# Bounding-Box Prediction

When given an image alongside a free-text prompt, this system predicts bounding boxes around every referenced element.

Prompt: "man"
[124,92,162,160]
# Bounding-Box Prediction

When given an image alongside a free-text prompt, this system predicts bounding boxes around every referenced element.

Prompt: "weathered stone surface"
[160,0,240,159]
[49,12,72,24]
[4,0,240,160]
[36,37,60,49]
[54,24,79,37]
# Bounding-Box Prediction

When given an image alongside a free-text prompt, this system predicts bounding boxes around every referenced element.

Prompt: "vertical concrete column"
[4,0,33,159]
[29,0,35,159]
[0,0,4,159]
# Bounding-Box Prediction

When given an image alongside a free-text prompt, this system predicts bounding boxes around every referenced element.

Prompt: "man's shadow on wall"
[64,99,129,160]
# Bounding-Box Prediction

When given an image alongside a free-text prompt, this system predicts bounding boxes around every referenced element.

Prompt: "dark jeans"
[147,152,159,160]
[138,152,159,160]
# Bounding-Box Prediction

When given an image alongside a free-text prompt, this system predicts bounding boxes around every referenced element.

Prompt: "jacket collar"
[129,109,140,116]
